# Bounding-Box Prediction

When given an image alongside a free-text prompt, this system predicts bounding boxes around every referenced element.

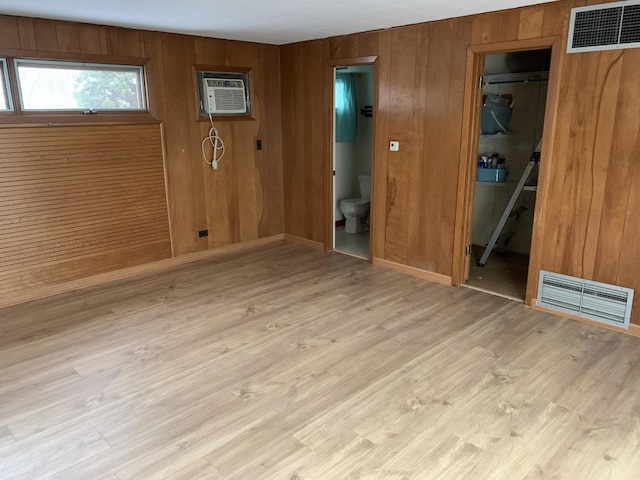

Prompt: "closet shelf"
[476,181,507,187]
[479,132,512,138]
[481,70,549,86]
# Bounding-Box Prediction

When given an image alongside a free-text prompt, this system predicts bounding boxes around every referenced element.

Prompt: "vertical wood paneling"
[415,22,451,272]
[357,32,379,57]
[181,35,209,251]
[304,41,327,243]
[471,13,500,45]
[160,34,200,255]
[542,1,570,37]
[372,30,391,260]
[405,25,430,270]
[116,30,145,57]
[16,18,37,50]
[384,27,418,264]
[78,24,107,54]
[281,39,327,242]
[497,10,521,42]
[55,23,80,53]
[280,0,640,325]
[225,42,259,244]
[257,44,284,238]
[438,17,472,274]
[581,52,623,279]
[518,6,545,39]
[553,51,606,275]
[0,17,20,49]
[593,51,640,283]
[32,19,58,51]
[616,135,640,319]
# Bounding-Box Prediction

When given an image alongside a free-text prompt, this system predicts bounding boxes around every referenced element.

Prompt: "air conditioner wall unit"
[202,77,248,115]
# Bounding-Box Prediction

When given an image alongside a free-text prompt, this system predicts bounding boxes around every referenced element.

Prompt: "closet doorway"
[453,39,561,304]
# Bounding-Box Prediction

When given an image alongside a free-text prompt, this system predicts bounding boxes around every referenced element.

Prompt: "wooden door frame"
[451,36,563,306]
[323,55,378,257]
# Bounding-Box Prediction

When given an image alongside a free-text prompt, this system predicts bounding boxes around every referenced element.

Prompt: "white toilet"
[339,173,371,234]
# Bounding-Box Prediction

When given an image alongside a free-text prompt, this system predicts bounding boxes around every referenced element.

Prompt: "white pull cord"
[201,113,225,169]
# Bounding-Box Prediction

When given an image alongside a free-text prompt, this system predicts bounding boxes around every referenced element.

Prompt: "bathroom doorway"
[332,64,374,260]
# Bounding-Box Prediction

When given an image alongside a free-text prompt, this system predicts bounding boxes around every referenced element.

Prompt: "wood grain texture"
[280,40,328,243]
[2,241,640,479]
[0,124,172,302]
[280,0,640,325]
[0,14,284,303]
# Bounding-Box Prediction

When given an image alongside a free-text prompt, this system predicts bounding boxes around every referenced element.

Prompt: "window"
[335,72,356,142]
[14,59,146,112]
[0,58,12,111]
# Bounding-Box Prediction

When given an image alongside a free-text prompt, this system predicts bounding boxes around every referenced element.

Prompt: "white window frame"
[13,58,147,112]
[0,58,13,111]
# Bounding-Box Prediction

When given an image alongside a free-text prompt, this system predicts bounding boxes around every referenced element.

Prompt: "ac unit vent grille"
[568,1,640,53]
[621,4,640,43]
[537,270,634,329]
[213,89,246,112]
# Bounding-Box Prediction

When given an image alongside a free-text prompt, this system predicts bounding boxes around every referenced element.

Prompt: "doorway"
[453,39,560,304]
[331,63,375,260]
[467,49,550,300]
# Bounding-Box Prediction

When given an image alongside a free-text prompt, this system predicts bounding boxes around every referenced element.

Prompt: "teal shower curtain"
[335,73,356,143]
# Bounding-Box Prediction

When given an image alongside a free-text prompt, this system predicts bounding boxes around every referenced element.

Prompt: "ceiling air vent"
[537,270,634,329]
[568,0,640,53]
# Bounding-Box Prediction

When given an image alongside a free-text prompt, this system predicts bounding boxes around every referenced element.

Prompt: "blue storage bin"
[480,104,512,134]
[477,168,508,183]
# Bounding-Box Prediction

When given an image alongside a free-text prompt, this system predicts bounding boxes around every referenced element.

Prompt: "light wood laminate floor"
[1,241,640,479]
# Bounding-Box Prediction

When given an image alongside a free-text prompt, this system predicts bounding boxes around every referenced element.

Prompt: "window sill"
[196,114,255,123]
[0,111,159,126]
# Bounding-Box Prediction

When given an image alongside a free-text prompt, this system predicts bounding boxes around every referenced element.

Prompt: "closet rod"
[482,78,549,86]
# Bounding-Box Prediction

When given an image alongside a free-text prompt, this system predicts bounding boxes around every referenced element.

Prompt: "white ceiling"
[0,0,558,45]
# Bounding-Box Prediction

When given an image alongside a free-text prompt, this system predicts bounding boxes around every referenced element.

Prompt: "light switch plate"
[389,141,399,152]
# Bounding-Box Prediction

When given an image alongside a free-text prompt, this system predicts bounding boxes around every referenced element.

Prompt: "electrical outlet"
[389,141,400,152]
[256,139,262,150]
[198,229,209,238]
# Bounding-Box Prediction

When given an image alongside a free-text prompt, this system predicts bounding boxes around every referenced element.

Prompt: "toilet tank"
[358,173,371,200]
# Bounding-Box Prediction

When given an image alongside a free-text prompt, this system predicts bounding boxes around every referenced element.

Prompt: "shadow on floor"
[466,245,529,300]
[335,225,369,259]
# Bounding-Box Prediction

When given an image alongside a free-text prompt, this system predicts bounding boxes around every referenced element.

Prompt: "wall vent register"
[568,0,640,53]
[537,270,634,329]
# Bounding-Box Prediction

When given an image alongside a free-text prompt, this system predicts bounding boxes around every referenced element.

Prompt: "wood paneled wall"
[280,0,640,325]
[0,15,283,302]
[0,124,172,299]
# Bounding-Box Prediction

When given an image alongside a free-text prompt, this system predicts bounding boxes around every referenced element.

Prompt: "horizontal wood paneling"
[0,15,283,305]
[280,0,640,325]
[0,124,172,298]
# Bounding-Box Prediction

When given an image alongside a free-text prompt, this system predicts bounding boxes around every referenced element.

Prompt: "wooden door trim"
[323,56,378,256]
[451,36,563,308]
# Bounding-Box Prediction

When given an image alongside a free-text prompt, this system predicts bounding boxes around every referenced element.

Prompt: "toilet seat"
[340,198,369,206]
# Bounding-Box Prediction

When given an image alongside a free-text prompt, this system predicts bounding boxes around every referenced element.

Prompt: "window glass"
[15,60,146,111]
[0,59,12,111]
